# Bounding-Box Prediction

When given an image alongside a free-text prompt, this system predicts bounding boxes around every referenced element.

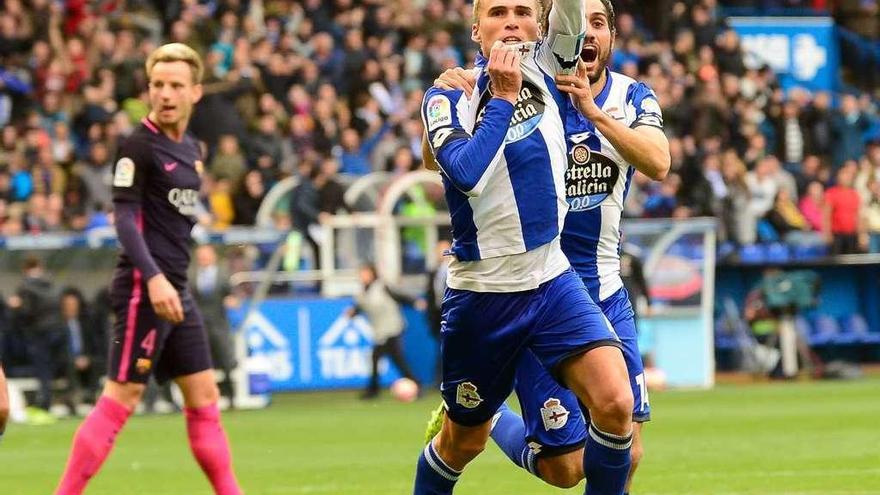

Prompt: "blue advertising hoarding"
[228,298,437,391]
[729,17,838,92]
[229,295,711,392]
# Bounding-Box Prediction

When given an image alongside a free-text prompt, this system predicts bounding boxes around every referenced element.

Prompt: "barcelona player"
[55,43,242,495]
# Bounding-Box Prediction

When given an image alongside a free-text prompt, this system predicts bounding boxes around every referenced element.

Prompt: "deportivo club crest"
[456,382,483,409]
[540,398,570,431]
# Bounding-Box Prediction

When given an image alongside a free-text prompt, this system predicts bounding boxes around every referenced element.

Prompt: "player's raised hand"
[435,67,478,98]
[147,273,184,324]
[487,40,522,104]
[556,61,602,120]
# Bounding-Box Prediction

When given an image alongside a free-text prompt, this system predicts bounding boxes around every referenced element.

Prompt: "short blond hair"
[472,0,546,24]
[145,43,204,84]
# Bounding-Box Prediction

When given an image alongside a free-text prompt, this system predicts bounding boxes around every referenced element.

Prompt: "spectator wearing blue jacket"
[336,123,392,176]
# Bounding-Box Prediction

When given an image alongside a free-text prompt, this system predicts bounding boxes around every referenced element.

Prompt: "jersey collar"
[593,68,613,109]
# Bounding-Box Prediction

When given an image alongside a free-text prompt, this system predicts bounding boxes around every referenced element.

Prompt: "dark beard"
[587,49,610,84]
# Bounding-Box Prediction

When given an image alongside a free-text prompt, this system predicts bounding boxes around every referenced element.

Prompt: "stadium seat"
[839,314,880,345]
[809,314,840,346]
[666,240,690,258]
[791,244,824,261]
[714,319,739,350]
[739,244,766,264]
[765,243,790,264]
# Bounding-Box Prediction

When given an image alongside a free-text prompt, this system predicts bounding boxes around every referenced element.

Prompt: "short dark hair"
[22,255,42,272]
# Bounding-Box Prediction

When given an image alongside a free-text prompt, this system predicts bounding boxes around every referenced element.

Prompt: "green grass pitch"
[2,377,879,494]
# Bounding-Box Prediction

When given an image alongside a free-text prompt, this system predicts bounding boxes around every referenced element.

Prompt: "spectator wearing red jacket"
[824,164,864,254]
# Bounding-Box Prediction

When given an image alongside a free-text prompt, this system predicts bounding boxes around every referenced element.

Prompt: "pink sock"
[56,396,132,495]
[185,404,242,495]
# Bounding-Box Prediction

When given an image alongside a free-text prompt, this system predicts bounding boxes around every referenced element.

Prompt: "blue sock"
[584,424,632,495]
[414,440,461,494]
[489,403,540,477]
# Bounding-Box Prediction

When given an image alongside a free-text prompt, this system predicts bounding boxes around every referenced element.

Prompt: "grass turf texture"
[1,377,878,494]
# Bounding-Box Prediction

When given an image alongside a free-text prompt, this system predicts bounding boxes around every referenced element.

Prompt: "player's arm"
[422,89,511,196]
[539,0,586,75]
[423,67,480,171]
[112,140,184,324]
[558,70,670,180]
[0,364,9,443]
[422,42,520,196]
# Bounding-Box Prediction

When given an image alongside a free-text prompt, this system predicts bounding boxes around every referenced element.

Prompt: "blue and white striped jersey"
[560,69,664,302]
[422,0,584,292]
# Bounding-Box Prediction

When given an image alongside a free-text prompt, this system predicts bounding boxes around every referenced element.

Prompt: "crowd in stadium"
[1,0,879,254]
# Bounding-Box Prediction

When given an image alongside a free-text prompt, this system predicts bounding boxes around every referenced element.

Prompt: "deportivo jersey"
[560,69,664,302]
[112,117,203,289]
[422,0,584,291]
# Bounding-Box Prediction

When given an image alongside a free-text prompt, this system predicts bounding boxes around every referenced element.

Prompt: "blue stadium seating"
[765,243,790,264]
[739,244,766,264]
[809,314,841,346]
[839,314,880,345]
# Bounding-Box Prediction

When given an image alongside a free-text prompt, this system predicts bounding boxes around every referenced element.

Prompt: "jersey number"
[634,373,650,412]
[141,329,157,356]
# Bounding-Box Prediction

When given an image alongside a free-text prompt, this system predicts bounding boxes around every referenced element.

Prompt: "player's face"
[148,60,203,129]
[581,0,615,84]
[472,0,541,55]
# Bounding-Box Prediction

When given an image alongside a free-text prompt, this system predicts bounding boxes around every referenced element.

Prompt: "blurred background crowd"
[1,0,879,254]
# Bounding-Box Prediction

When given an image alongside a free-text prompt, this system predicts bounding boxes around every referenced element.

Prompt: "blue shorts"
[440,269,620,427]
[516,287,650,457]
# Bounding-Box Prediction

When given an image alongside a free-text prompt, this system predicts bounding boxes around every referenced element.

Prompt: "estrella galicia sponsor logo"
[476,80,545,144]
[566,147,619,211]
[167,188,200,216]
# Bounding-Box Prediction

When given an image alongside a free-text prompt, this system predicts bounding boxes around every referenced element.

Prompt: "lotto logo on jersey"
[540,398,570,431]
[455,382,483,409]
[565,148,620,211]
[167,188,200,216]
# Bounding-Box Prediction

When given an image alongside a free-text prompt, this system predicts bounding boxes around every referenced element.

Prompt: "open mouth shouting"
[580,45,599,65]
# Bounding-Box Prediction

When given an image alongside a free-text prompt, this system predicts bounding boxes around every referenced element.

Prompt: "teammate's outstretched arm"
[422,41,521,196]
[557,63,670,180]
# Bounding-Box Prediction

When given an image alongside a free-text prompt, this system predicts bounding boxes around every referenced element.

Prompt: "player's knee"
[590,388,633,422]
[104,381,146,409]
[186,383,220,408]
[539,455,583,488]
